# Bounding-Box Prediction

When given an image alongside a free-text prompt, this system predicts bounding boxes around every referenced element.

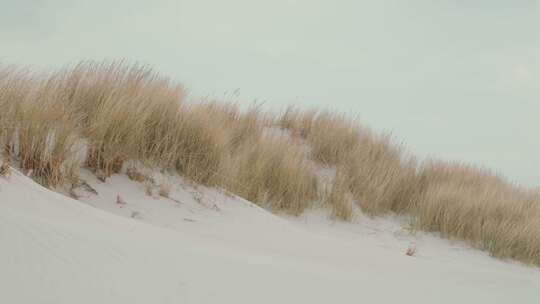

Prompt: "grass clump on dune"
[17,76,82,187]
[325,167,354,221]
[225,136,318,215]
[0,61,319,215]
[1,67,82,186]
[58,62,185,177]
[1,60,540,266]
[279,107,540,266]
[279,109,420,216]
[172,104,231,186]
[0,66,27,156]
[415,161,540,264]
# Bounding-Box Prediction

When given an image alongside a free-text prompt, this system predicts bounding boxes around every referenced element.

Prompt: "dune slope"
[1,169,539,304]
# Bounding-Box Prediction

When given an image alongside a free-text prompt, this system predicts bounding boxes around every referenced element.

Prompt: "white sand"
[1,168,539,303]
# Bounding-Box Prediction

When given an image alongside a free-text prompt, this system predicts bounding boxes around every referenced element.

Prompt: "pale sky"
[1,0,539,187]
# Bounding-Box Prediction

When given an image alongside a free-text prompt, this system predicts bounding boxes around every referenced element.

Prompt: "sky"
[1,0,539,187]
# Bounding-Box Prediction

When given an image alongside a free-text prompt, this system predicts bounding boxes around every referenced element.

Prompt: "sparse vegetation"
[126,167,154,184]
[0,160,10,177]
[1,61,539,266]
[158,179,171,198]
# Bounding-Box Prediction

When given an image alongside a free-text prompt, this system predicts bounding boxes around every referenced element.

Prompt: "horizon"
[1,0,539,187]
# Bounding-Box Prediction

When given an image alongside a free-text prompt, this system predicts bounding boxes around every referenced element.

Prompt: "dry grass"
[126,167,154,183]
[144,180,154,196]
[280,109,420,217]
[0,160,11,177]
[2,61,540,266]
[325,167,353,221]
[0,61,318,215]
[158,180,171,198]
[278,106,317,139]
[344,134,420,215]
[18,79,83,187]
[413,161,540,265]
[223,136,319,215]
[1,66,27,153]
[59,61,185,176]
[308,111,362,165]
[172,105,231,186]
[0,67,82,187]
[279,107,540,265]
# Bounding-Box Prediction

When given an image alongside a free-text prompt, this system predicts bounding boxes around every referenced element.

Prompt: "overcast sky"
[1,0,539,187]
